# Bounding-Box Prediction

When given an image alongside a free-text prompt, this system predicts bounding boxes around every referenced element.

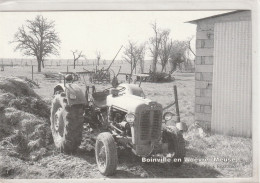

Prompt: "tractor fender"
[53,83,86,106]
[65,83,87,106]
[54,84,65,95]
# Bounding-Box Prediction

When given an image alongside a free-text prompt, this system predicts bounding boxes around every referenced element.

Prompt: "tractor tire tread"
[50,94,84,154]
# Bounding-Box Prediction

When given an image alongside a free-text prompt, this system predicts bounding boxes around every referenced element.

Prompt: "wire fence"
[0,58,195,73]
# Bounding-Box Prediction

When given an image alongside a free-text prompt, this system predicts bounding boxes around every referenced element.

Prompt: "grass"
[0,64,253,178]
[184,133,252,177]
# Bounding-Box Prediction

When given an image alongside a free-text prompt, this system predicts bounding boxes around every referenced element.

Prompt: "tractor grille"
[140,110,162,140]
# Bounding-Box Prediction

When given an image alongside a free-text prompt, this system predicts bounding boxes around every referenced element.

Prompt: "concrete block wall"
[195,22,214,130]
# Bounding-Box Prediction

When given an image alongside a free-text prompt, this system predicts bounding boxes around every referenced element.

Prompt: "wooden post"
[85,86,89,103]
[1,59,4,71]
[32,65,34,81]
[174,85,180,122]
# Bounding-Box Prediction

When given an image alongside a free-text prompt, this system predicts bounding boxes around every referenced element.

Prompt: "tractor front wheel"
[95,132,118,176]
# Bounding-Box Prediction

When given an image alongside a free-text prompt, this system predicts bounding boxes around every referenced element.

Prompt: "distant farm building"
[188,10,252,137]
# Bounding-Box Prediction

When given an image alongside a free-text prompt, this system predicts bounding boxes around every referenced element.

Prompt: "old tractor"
[50,74,187,176]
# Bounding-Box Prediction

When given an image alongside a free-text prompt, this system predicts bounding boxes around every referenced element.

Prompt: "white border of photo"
[0,0,259,183]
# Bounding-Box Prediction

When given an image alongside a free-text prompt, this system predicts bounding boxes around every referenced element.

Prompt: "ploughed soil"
[0,66,252,179]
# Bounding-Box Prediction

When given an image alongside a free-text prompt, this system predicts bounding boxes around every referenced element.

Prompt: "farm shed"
[187,10,252,137]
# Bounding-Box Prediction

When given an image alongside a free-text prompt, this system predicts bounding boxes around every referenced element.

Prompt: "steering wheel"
[117,86,126,92]
[102,86,126,94]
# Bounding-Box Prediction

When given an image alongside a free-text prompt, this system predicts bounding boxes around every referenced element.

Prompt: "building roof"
[186,10,248,24]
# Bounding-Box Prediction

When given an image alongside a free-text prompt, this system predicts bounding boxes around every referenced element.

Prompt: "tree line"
[123,22,195,78]
[11,16,195,73]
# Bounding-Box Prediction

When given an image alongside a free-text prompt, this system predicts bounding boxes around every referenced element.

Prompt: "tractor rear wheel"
[50,94,84,153]
[95,132,118,176]
[162,126,186,167]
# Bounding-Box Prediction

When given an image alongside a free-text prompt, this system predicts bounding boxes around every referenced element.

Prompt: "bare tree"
[123,41,137,82]
[123,41,145,82]
[96,51,101,66]
[82,55,88,65]
[159,30,173,72]
[178,36,196,72]
[149,22,164,73]
[138,44,146,73]
[187,36,196,57]
[169,40,189,73]
[71,50,83,69]
[11,15,60,72]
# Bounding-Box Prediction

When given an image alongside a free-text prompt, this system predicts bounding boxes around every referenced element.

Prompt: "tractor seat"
[92,91,108,108]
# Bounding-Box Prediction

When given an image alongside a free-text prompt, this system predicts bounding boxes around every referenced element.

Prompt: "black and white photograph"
[0,0,258,181]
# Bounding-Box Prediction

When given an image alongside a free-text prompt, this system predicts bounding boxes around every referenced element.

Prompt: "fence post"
[1,59,4,71]
[174,85,180,122]
[32,65,34,81]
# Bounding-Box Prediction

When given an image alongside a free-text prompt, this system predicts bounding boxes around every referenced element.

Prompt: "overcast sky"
[0,11,230,60]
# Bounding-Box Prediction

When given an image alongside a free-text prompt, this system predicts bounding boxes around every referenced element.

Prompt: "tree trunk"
[161,64,165,72]
[161,62,167,72]
[152,56,157,73]
[37,60,41,72]
[42,60,45,68]
[152,63,156,73]
[74,60,76,69]
[140,61,144,73]
[129,67,134,84]
[172,63,177,72]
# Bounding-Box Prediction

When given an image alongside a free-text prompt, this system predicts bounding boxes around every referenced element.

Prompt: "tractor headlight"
[125,113,135,123]
[163,112,174,121]
[69,93,77,99]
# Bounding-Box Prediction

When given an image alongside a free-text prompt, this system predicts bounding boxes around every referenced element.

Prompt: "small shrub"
[140,72,172,83]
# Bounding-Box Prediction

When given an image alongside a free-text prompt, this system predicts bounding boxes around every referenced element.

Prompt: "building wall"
[212,21,252,137]
[195,22,214,130]
[194,11,251,131]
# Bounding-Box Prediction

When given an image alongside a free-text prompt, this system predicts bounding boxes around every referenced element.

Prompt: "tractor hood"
[106,94,161,113]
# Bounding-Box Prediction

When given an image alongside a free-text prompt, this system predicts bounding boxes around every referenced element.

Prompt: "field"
[0,64,252,178]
